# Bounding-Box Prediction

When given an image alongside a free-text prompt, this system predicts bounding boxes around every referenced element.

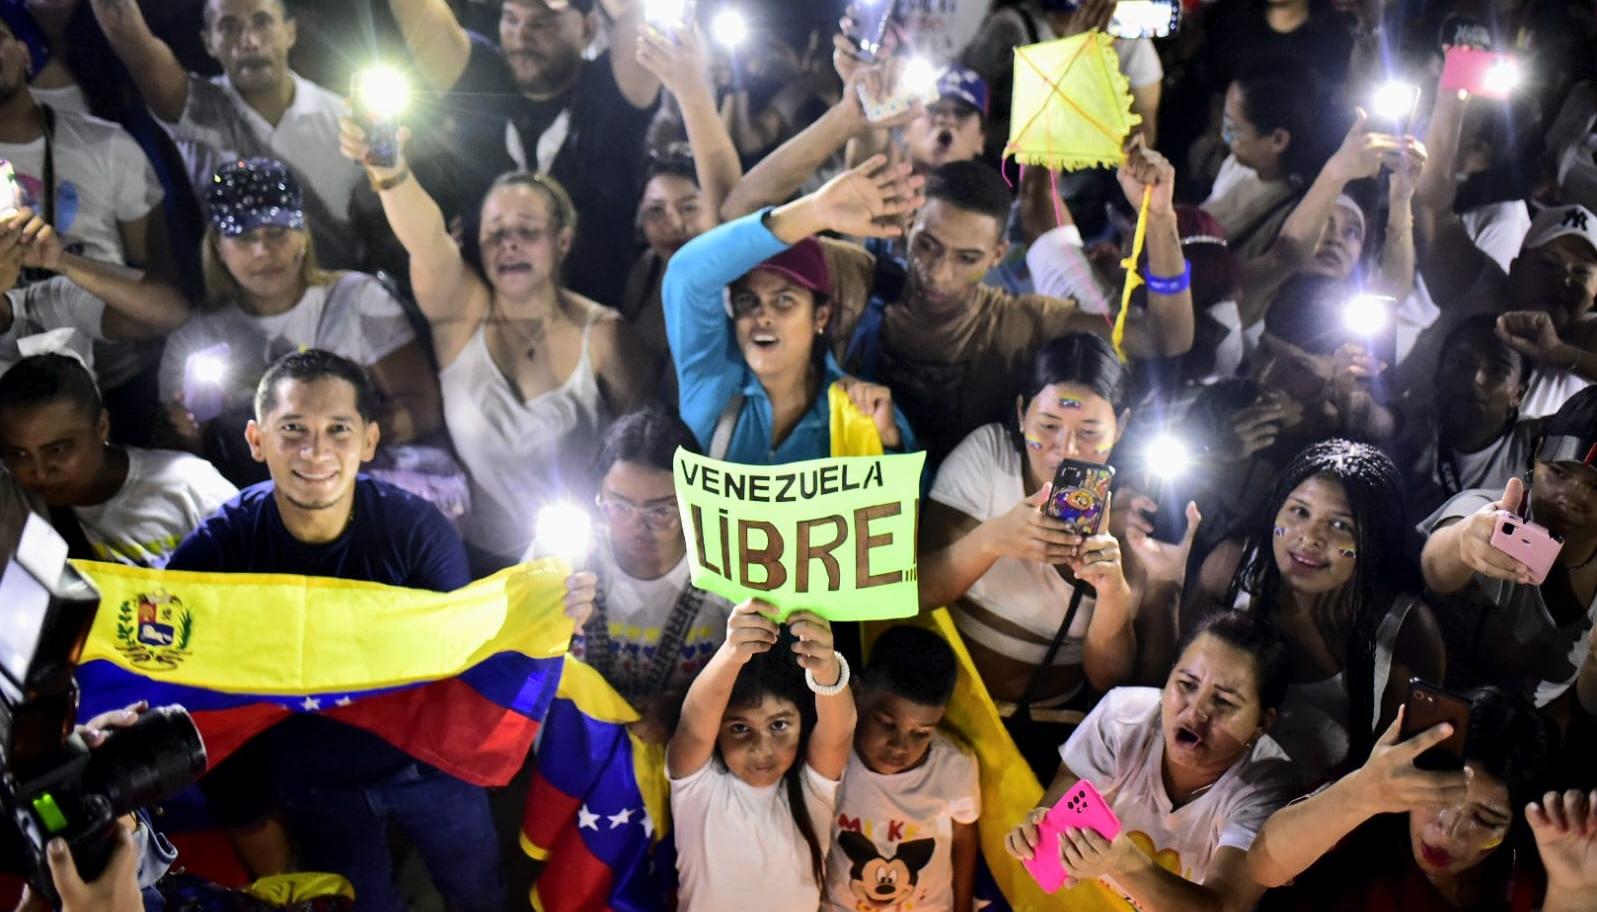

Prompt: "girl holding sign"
[663,154,920,463]
[919,333,1142,778]
[667,600,855,910]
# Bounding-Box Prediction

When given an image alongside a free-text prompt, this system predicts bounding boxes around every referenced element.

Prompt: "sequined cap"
[205,158,305,237]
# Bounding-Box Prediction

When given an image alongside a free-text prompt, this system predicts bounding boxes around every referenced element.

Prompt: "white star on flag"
[577,805,600,831]
[607,807,634,829]
[334,696,353,707]
[300,696,321,711]
[640,810,654,839]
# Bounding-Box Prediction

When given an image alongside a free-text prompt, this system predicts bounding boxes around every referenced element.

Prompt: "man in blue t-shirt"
[166,349,501,912]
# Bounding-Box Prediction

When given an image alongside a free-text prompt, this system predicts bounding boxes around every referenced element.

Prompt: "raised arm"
[917,494,1082,609]
[384,0,473,91]
[1373,146,1422,300]
[636,25,741,216]
[1117,138,1194,358]
[85,0,190,123]
[1248,713,1469,888]
[339,123,485,367]
[1413,83,1494,308]
[606,0,661,110]
[1420,478,1533,595]
[787,611,854,781]
[667,600,780,778]
[9,210,188,337]
[1071,496,1139,692]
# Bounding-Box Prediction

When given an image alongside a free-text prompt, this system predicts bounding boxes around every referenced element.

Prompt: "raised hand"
[1117,135,1176,216]
[1004,807,1051,861]
[837,376,901,448]
[1454,476,1535,585]
[1326,109,1416,184]
[1346,711,1471,816]
[5,208,63,272]
[723,599,781,664]
[786,610,841,685]
[1496,311,1567,365]
[563,571,599,628]
[636,20,712,100]
[1126,500,1203,587]
[338,117,410,183]
[988,485,1085,565]
[1528,788,1597,905]
[807,153,924,238]
[1071,494,1131,598]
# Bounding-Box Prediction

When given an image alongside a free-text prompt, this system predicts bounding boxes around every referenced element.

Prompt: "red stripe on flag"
[192,703,289,770]
[522,766,584,849]
[527,818,620,912]
[327,678,542,787]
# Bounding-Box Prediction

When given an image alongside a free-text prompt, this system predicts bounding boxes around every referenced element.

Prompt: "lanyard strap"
[40,103,55,228]
[1014,584,1088,721]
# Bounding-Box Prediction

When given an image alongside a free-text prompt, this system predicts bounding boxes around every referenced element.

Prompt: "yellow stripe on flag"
[75,559,574,695]
[829,381,885,458]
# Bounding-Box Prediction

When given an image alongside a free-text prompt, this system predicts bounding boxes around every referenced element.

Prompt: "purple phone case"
[1023,780,1123,894]
[1045,461,1115,537]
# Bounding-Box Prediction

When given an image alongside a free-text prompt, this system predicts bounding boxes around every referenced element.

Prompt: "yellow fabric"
[73,559,573,695]
[828,381,885,457]
[244,873,356,903]
[1004,32,1141,172]
[1113,187,1154,361]
[863,610,1137,910]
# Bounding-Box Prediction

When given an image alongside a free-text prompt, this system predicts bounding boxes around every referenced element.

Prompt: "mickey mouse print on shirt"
[838,832,936,912]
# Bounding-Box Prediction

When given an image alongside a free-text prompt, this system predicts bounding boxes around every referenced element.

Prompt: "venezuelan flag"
[521,660,674,912]
[71,559,573,787]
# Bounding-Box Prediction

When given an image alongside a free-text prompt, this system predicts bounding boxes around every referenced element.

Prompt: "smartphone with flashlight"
[847,0,900,63]
[1107,0,1179,40]
[645,0,696,34]
[182,343,231,424]
[1489,513,1563,585]
[1044,460,1115,537]
[351,67,409,169]
[1440,47,1521,101]
[857,57,940,124]
[1400,678,1471,772]
[0,160,19,218]
[1369,81,1423,135]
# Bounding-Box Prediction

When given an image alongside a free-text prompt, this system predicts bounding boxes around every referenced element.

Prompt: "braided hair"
[1228,439,1413,761]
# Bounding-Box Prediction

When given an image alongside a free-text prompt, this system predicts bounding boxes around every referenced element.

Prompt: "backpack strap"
[709,393,744,460]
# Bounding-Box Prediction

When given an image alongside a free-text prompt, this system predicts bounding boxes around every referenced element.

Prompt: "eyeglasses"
[596,496,681,530]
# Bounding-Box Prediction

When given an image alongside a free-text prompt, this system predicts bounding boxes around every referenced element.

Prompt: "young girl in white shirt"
[667,599,856,911]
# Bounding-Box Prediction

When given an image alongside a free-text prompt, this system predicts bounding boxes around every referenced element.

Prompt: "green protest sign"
[673,448,925,622]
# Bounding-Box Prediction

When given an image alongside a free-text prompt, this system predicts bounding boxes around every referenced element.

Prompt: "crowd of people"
[4,0,1597,908]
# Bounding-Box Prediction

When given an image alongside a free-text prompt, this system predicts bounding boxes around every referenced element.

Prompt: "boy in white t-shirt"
[826,626,980,912]
[0,354,236,567]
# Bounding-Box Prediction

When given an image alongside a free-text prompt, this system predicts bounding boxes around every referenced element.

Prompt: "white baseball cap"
[1522,204,1597,256]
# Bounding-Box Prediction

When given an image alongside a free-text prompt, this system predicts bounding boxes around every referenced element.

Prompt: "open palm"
[812,154,924,238]
[1529,790,1597,895]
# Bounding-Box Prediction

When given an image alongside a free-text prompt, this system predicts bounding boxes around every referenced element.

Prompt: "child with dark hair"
[668,600,855,910]
[0,353,236,567]
[824,626,979,912]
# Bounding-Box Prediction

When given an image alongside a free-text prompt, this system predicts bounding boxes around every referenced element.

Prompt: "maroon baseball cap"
[751,238,830,297]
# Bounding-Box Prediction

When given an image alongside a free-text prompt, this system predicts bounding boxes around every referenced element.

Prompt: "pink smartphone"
[1440,47,1520,101]
[1023,780,1122,894]
[1490,513,1563,585]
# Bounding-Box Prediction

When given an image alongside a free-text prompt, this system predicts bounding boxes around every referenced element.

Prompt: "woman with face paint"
[920,333,1139,778]
[1250,686,1566,912]
[1184,439,1444,782]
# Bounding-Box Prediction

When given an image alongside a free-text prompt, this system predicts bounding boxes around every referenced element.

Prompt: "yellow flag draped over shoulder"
[76,559,572,694]
[1004,32,1141,172]
[865,610,1136,911]
[829,380,886,457]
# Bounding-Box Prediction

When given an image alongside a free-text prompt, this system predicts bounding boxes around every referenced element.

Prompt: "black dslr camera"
[0,515,206,904]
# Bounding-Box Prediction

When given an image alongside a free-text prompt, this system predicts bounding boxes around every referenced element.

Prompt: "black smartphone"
[847,0,899,62]
[351,72,402,168]
[1043,460,1115,537]
[1400,678,1471,772]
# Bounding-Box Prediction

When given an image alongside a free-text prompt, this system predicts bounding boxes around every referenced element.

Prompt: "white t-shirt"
[671,761,841,912]
[1394,201,1531,368]
[157,273,415,402]
[1060,687,1299,889]
[3,277,105,368]
[160,72,363,268]
[1519,366,1591,419]
[28,83,91,116]
[69,448,237,567]
[824,735,979,912]
[565,538,734,697]
[932,423,1096,667]
[0,107,164,266]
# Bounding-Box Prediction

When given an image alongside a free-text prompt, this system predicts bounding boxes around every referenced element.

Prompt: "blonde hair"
[201,225,335,312]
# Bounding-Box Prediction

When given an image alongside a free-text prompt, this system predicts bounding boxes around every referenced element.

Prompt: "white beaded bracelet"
[805,653,851,696]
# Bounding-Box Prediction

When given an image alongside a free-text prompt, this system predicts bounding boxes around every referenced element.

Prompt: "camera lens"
[87,705,207,816]
[1502,523,1516,535]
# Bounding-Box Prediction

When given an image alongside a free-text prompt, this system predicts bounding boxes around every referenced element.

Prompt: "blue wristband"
[1144,259,1192,296]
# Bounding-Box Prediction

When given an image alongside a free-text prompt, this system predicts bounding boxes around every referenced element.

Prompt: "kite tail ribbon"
[1113,185,1153,361]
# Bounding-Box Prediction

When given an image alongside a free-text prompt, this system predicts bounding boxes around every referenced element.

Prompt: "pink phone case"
[1489,513,1563,585]
[1440,47,1516,101]
[1023,780,1123,894]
